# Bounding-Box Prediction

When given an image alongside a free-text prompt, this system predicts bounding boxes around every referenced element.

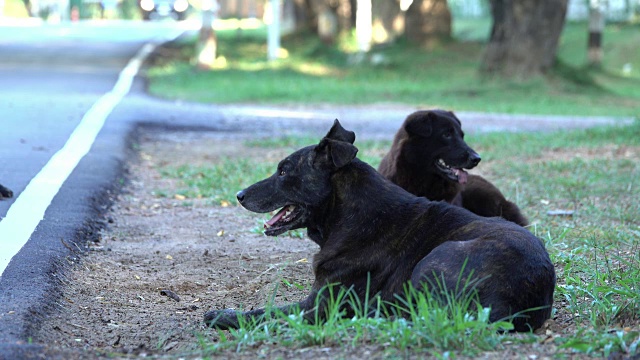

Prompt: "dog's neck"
[393,151,461,203]
[307,159,427,248]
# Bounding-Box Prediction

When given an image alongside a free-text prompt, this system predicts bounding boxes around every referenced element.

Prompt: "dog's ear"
[446,110,462,127]
[316,138,359,169]
[325,119,356,144]
[404,112,433,137]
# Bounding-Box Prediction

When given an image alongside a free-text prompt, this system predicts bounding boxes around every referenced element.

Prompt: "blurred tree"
[303,0,353,42]
[22,0,33,16]
[404,0,452,47]
[355,0,372,51]
[335,0,353,32]
[481,0,568,78]
[587,0,604,67]
[197,0,219,69]
[372,0,403,44]
[120,0,141,19]
[290,0,315,31]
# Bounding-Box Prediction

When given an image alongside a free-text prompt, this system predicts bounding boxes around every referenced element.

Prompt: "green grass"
[460,123,640,357]
[147,20,640,117]
[159,158,275,204]
[201,281,515,358]
[158,121,640,358]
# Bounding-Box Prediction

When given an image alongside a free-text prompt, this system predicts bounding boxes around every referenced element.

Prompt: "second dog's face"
[402,110,481,184]
[236,120,358,236]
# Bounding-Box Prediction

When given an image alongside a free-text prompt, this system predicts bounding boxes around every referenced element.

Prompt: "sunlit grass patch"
[148,21,640,117]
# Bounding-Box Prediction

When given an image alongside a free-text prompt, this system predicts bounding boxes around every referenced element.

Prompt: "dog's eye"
[279,170,286,176]
[443,132,452,139]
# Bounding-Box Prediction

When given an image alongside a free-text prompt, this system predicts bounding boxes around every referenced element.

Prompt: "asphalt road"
[0,19,633,359]
[0,20,190,357]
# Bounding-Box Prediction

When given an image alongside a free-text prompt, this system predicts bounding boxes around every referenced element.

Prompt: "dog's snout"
[236,190,245,203]
[469,152,481,166]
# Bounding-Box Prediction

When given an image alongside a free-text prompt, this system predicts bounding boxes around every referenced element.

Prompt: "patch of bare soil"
[34,130,320,358]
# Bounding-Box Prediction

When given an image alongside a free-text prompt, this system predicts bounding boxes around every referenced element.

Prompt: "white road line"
[0,42,158,276]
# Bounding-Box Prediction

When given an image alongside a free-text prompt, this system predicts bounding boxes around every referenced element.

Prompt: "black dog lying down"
[204,120,555,332]
[378,110,529,226]
[0,184,12,200]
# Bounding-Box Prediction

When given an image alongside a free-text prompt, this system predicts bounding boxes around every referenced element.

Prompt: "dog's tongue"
[265,205,292,227]
[454,169,468,184]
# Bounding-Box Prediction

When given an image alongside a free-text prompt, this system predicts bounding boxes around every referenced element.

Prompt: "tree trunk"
[196,0,218,70]
[481,0,569,78]
[22,0,34,17]
[267,0,282,61]
[355,0,372,52]
[291,0,316,32]
[335,0,353,32]
[307,0,352,42]
[372,0,403,44]
[316,2,338,43]
[404,0,452,47]
[587,0,604,67]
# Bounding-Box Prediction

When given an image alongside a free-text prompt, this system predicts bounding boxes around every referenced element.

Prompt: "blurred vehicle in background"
[139,0,189,20]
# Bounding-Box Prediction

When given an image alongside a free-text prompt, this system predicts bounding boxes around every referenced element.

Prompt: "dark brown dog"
[378,110,529,226]
[0,184,12,200]
[204,120,555,332]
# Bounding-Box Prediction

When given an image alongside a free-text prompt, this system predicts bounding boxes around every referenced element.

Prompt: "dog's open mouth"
[436,158,469,184]
[263,205,304,236]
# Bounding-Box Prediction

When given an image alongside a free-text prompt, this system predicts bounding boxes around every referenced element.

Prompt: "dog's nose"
[236,190,245,203]
[469,152,481,166]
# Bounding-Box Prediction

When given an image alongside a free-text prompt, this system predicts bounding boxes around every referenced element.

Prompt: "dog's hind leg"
[410,241,483,304]
[204,292,321,330]
[410,238,554,332]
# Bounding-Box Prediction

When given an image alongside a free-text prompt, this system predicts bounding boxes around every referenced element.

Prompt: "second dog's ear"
[325,119,356,144]
[316,138,358,169]
[404,112,433,138]
[446,111,462,127]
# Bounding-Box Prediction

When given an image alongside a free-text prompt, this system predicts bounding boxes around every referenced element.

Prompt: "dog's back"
[462,175,529,226]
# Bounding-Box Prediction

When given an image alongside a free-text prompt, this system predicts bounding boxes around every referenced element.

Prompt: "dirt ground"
[32,127,637,359]
[34,129,325,358]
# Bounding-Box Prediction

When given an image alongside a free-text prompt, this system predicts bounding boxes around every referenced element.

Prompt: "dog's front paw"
[204,309,241,330]
[0,185,13,199]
